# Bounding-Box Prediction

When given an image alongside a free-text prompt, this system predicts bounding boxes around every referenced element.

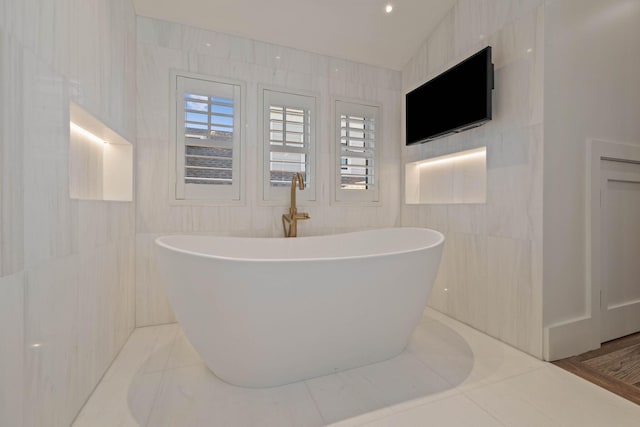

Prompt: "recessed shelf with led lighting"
[69,102,133,201]
[405,147,487,204]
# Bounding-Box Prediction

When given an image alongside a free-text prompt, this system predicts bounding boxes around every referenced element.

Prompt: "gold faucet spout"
[290,172,304,214]
[282,172,310,237]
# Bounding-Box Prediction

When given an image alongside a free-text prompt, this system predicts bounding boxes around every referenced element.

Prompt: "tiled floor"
[72,308,640,427]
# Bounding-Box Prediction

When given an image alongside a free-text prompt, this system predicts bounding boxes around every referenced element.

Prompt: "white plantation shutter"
[268,105,308,187]
[175,75,242,201]
[262,89,316,202]
[335,100,379,203]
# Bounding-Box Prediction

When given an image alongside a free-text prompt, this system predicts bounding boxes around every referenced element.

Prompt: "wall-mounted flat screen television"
[406,46,494,145]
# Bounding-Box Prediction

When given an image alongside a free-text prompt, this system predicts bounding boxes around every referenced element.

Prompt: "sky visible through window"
[184,94,234,140]
[183,93,235,185]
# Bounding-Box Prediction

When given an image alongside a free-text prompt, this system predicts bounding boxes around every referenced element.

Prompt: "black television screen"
[406,46,494,145]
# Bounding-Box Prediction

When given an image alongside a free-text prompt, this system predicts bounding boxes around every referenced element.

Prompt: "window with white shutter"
[335,100,379,203]
[261,88,316,202]
[174,74,243,201]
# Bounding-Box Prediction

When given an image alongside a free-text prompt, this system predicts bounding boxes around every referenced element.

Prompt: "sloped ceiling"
[132,0,456,70]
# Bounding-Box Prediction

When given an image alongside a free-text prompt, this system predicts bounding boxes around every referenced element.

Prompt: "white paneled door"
[600,159,640,342]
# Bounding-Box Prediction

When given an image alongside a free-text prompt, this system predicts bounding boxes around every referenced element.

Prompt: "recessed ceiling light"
[385,4,393,14]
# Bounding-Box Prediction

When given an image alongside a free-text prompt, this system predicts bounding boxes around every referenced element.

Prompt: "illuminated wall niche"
[69,102,133,201]
[405,147,486,204]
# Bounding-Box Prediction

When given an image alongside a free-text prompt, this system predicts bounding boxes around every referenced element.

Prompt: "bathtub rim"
[154,227,444,263]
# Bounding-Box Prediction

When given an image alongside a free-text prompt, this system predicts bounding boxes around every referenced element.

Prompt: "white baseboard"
[544,316,600,361]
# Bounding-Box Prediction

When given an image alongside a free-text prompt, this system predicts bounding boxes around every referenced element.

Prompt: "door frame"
[588,139,640,344]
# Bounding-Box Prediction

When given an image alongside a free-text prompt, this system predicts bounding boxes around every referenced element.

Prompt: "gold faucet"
[282,172,310,237]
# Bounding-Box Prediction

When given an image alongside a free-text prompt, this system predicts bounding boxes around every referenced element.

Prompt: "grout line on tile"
[462,365,560,425]
[460,363,549,394]
[460,364,546,394]
[136,321,179,329]
[69,324,137,426]
[143,362,169,427]
[161,327,180,371]
[408,345,462,388]
[161,361,206,372]
[463,392,509,427]
[303,380,329,425]
[138,325,179,375]
[142,329,181,427]
[141,371,168,427]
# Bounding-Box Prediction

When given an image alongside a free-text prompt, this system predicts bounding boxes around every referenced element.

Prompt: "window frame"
[332,98,381,205]
[169,71,245,205]
[259,85,318,205]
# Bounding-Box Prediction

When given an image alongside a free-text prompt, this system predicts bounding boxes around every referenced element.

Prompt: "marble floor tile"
[74,309,640,427]
[73,325,177,427]
[478,364,640,427]
[416,307,546,391]
[464,368,559,427]
[103,324,178,381]
[358,394,502,427]
[73,371,164,427]
[145,365,324,427]
[306,352,455,424]
[164,329,204,370]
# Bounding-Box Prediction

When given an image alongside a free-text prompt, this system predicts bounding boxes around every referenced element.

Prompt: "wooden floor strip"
[553,333,640,406]
[583,344,640,385]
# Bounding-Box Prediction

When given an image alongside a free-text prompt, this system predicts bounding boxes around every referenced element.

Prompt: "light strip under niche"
[417,147,486,168]
[70,121,107,145]
[405,147,487,205]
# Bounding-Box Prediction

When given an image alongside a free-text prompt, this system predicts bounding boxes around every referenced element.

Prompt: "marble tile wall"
[0,273,24,427]
[0,0,137,426]
[0,23,24,278]
[136,17,403,326]
[401,0,545,357]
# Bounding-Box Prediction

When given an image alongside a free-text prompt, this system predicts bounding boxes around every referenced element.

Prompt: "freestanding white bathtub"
[155,228,444,388]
